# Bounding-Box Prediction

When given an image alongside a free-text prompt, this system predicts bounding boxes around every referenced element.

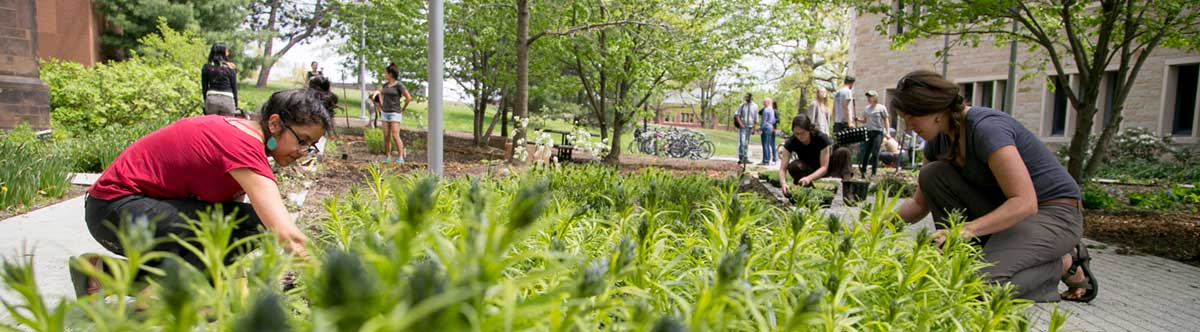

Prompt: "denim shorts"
[381,112,403,123]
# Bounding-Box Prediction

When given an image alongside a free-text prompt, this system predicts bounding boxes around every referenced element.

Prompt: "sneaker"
[395,158,405,164]
[383,157,392,163]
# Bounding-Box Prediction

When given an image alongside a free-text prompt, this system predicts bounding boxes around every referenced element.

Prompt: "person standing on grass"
[201,42,238,116]
[892,70,1097,303]
[809,87,832,135]
[759,97,779,165]
[306,61,323,82]
[832,76,856,134]
[734,93,758,164]
[859,90,891,177]
[376,63,412,163]
[778,114,853,195]
[72,87,337,298]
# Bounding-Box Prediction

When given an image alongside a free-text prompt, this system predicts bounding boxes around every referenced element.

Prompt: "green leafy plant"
[2,165,1041,331]
[1082,182,1117,210]
[363,128,385,154]
[0,125,73,211]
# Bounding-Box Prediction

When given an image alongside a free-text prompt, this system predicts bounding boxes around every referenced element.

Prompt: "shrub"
[1081,182,1116,210]
[40,23,204,135]
[363,128,384,154]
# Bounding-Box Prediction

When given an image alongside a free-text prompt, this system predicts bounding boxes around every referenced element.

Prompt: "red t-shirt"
[89,115,276,202]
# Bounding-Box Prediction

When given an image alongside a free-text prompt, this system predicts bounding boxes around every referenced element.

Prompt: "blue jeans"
[858,130,883,176]
[738,127,752,160]
[760,128,776,163]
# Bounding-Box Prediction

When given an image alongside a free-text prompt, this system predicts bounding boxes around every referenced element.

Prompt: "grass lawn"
[240,82,742,156]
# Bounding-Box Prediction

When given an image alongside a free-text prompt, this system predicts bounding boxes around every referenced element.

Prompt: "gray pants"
[919,161,1082,302]
[204,94,236,116]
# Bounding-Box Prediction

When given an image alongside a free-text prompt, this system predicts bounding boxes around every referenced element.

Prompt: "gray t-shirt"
[734,102,758,128]
[381,82,408,113]
[833,87,852,123]
[924,107,1080,202]
[864,103,888,130]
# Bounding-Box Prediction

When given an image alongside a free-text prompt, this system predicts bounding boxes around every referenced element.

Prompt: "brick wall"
[0,0,51,130]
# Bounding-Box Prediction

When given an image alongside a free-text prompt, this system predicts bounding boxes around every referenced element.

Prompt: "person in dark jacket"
[201,43,239,116]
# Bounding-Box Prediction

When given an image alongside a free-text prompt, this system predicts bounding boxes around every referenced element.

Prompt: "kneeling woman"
[76,88,336,295]
[892,70,1097,302]
[778,114,852,195]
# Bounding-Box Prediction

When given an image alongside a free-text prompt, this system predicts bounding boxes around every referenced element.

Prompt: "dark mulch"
[1083,209,1200,266]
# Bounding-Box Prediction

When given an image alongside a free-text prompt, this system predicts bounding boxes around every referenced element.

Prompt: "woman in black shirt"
[201,43,238,116]
[778,114,852,195]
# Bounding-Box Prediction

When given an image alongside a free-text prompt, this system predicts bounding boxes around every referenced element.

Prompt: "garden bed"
[1083,210,1200,266]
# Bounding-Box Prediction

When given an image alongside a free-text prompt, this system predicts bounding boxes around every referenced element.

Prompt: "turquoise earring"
[266,136,278,151]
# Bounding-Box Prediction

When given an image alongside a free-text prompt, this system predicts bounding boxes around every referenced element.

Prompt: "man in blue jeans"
[759,97,779,165]
[859,90,891,177]
[734,93,758,164]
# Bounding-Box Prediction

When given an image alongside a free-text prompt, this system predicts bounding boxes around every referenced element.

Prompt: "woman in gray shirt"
[892,70,1096,303]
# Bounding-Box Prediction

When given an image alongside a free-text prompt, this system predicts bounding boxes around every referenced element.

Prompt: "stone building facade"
[848,10,1200,147]
[0,0,51,129]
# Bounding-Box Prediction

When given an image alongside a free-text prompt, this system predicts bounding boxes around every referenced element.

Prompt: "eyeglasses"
[896,76,930,91]
[284,124,319,154]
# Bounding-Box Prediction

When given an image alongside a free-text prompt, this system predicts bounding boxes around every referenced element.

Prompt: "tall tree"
[331,1,428,92]
[859,0,1200,183]
[547,0,768,163]
[94,0,252,61]
[248,0,334,88]
[447,0,516,146]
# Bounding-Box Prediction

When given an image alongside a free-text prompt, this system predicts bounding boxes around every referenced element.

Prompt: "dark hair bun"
[308,75,331,92]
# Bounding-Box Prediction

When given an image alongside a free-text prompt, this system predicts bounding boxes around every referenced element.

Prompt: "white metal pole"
[428,0,444,176]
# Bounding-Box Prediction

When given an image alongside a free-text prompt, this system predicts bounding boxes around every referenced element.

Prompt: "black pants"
[858,130,883,176]
[84,194,264,277]
[832,122,849,134]
[918,161,1082,302]
[786,159,817,184]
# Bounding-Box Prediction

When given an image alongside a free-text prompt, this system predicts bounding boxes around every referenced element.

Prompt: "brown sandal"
[1061,242,1098,303]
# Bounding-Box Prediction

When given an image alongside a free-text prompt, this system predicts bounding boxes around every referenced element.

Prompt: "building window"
[894,1,905,34]
[1171,64,1198,136]
[1050,76,1070,137]
[957,79,1007,111]
[980,81,994,108]
[960,83,974,106]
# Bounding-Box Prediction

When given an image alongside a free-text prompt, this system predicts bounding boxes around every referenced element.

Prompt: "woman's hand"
[797,176,813,186]
[275,222,309,257]
[229,168,311,258]
[931,227,975,248]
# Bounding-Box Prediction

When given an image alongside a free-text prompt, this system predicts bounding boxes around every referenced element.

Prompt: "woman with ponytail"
[892,70,1097,303]
[72,85,338,297]
[375,63,412,163]
[201,42,239,116]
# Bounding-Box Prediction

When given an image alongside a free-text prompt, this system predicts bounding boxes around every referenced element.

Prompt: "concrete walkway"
[0,195,102,322]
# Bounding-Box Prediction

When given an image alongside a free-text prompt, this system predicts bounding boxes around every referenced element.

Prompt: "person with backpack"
[759,97,779,165]
[734,93,758,164]
[201,43,239,116]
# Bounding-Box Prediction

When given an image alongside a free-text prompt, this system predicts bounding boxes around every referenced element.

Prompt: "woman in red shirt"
[74,87,336,296]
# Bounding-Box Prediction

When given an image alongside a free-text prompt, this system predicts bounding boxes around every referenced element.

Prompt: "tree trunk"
[256,0,280,88]
[606,108,626,164]
[512,0,529,163]
[1065,102,1098,184]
